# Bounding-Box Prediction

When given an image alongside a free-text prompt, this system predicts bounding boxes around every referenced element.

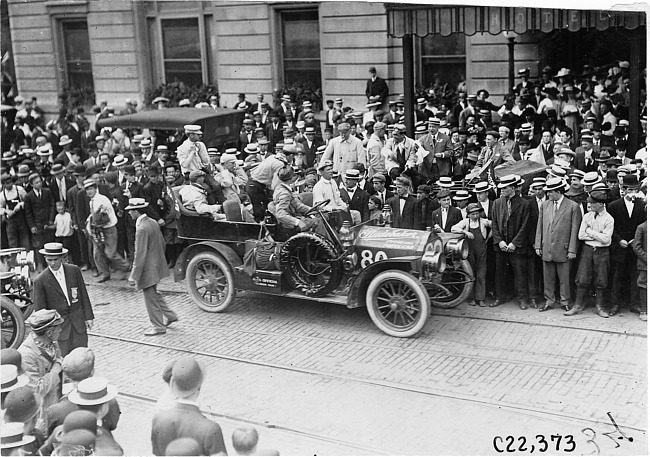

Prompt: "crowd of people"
[0,60,648,454]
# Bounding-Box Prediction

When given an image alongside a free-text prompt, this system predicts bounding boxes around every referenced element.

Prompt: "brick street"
[82,272,647,455]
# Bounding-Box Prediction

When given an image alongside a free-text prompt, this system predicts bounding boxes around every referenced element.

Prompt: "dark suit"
[25,188,56,269]
[131,215,176,332]
[608,197,646,306]
[366,76,389,102]
[266,122,284,150]
[370,189,394,207]
[297,138,324,168]
[340,186,370,222]
[492,194,531,301]
[386,195,421,230]
[33,263,94,356]
[151,402,227,456]
[49,176,75,204]
[237,130,255,156]
[418,197,440,230]
[47,396,120,435]
[431,206,462,232]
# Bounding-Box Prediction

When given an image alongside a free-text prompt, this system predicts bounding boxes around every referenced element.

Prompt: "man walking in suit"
[491,174,531,309]
[32,243,94,356]
[127,198,178,336]
[431,189,462,233]
[534,178,581,312]
[386,176,420,230]
[607,174,647,316]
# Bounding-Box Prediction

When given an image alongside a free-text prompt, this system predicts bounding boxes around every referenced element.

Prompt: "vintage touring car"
[173,197,473,338]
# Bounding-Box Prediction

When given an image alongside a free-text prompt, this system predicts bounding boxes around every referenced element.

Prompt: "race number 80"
[360,249,388,268]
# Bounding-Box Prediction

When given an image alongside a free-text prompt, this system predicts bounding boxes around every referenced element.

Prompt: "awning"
[386,4,646,38]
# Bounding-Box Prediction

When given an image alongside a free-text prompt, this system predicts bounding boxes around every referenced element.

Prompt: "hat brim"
[1,156,17,161]
[0,374,29,393]
[0,435,36,449]
[453,196,471,200]
[125,202,149,210]
[59,139,73,146]
[68,384,119,406]
[39,247,69,256]
[497,181,517,189]
[436,182,454,188]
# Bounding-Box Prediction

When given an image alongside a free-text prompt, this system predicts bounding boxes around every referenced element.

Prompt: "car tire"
[1,296,26,349]
[429,259,474,309]
[186,251,236,313]
[280,232,343,297]
[365,270,430,338]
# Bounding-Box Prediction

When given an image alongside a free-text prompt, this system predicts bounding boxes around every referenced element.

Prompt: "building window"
[280,10,321,87]
[61,21,94,90]
[161,18,203,86]
[420,34,466,91]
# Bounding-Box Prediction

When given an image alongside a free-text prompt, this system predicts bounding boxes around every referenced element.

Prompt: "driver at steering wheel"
[273,167,328,238]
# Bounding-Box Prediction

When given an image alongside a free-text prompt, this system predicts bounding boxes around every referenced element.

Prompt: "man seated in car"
[178,170,226,221]
[272,166,328,238]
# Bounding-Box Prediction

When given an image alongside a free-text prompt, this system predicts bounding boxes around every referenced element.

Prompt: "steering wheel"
[305,199,330,217]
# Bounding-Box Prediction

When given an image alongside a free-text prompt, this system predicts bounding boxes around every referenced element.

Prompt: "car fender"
[174,241,242,282]
[347,256,421,309]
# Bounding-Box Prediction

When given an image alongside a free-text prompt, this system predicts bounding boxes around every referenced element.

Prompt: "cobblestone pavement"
[82,272,647,455]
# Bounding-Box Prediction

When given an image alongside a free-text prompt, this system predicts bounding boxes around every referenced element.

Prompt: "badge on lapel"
[71,287,79,303]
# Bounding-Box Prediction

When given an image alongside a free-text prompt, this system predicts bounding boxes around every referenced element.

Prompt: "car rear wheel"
[429,259,474,309]
[1,296,26,349]
[365,270,430,338]
[186,251,235,312]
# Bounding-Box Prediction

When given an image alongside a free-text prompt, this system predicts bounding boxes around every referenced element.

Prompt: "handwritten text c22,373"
[492,435,576,453]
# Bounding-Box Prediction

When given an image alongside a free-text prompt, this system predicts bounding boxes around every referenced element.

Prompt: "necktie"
[506,198,511,218]
[553,201,558,218]
[60,182,65,201]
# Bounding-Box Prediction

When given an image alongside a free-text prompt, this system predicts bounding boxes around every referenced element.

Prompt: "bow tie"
[399,196,407,200]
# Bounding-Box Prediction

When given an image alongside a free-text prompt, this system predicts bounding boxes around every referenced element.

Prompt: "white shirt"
[56,176,67,201]
[313,177,345,211]
[441,207,448,227]
[398,196,406,215]
[50,266,70,305]
[624,197,634,217]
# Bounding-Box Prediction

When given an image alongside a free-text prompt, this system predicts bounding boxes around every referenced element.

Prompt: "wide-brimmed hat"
[437,189,451,199]
[473,181,490,193]
[1,151,17,161]
[497,174,519,189]
[555,68,571,78]
[581,172,601,186]
[569,170,586,180]
[113,155,128,167]
[140,139,152,148]
[344,169,361,180]
[39,242,68,256]
[59,135,73,146]
[0,422,36,449]
[318,160,334,171]
[556,148,575,158]
[220,153,238,164]
[595,151,611,162]
[50,163,65,175]
[549,165,568,178]
[25,309,64,332]
[184,124,202,135]
[152,96,170,104]
[170,356,205,399]
[0,365,28,393]
[436,176,454,188]
[82,178,97,189]
[244,144,260,154]
[124,197,149,211]
[453,190,471,201]
[16,164,31,177]
[543,177,567,192]
[371,173,386,183]
[68,377,119,406]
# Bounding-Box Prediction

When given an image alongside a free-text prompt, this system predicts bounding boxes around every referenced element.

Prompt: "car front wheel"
[365,270,430,338]
[186,251,235,312]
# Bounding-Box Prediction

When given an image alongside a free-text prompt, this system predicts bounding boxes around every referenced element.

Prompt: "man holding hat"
[33,242,94,356]
[152,356,227,456]
[176,125,210,175]
[126,198,178,336]
[491,174,532,308]
[19,309,65,420]
[534,177,581,312]
[381,123,419,181]
[607,174,646,316]
[418,118,453,180]
[565,190,614,317]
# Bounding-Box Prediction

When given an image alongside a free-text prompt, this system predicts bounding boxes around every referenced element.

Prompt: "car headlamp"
[444,238,469,261]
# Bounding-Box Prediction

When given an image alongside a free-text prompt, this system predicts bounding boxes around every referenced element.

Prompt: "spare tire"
[280,232,343,297]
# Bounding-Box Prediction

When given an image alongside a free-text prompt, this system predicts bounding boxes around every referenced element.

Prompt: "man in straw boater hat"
[126,197,179,336]
[152,356,227,456]
[534,177,581,313]
[33,242,94,356]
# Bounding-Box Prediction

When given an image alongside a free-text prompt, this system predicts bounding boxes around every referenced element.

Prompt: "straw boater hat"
[453,190,471,201]
[0,365,28,394]
[497,174,519,188]
[184,124,202,135]
[436,176,454,188]
[39,242,68,257]
[543,177,569,192]
[1,423,36,450]
[59,135,73,146]
[68,377,119,406]
[125,197,149,211]
[113,155,128,167]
